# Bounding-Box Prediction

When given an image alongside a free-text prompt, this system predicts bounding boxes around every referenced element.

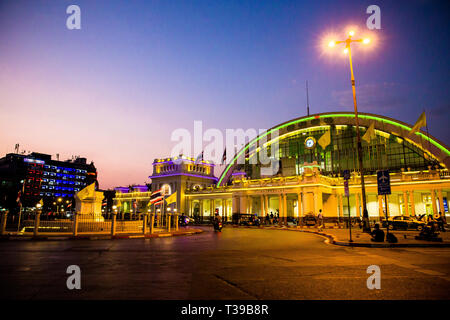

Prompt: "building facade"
[113,156,217,215]
[0,152,97,213]
[113,112,450,223]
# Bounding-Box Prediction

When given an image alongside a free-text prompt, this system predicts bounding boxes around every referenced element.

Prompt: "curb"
[228,225,450,248]
[0,229,203,241]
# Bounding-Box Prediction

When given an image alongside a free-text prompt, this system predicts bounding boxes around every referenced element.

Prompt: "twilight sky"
[0,0,449,189]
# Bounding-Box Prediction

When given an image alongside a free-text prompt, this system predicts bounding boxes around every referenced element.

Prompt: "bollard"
[34,211,41,237]
[111,212,117,236]
[175,214,179,231]
[73,212,79,237]
[150,214,155,234]
[0,210,8,235]
[143,214,148,235]
[167,214,171,232]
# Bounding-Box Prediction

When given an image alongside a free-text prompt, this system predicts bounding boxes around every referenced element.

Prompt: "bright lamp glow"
[363,38,370,44]
[343,48,349,54]
[328,40,336,47]
[349,30,355,36]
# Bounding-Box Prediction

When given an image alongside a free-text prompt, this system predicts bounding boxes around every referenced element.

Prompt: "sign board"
[344,180,349,197]
[343,170,350,180]
[377,170,391,195]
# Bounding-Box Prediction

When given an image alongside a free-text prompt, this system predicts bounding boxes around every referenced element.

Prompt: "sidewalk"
[0,227,203,241]
[235,224,450,248]
[302,227,450,248]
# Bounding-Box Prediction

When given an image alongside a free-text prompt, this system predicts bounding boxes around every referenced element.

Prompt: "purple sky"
[1,0,449,189]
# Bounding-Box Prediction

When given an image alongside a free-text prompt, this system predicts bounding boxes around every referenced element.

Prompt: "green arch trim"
[217,112,450,186]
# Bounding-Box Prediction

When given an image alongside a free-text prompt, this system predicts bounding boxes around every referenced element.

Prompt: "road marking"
[355,251,449,281]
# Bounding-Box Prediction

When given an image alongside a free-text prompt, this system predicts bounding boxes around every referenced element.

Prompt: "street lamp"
[327,29,372,232]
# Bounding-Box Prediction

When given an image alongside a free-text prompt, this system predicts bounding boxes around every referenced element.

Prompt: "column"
[297,192,302,219]
[240,196,247,215]
[300,192,305,217]
[409,190,416,217]
[265,195,269,217]
[232,195,240,214]
[339,194,344,221]
[199,199,204,221]
[314,189,323,215]
[438,189,445,215]
[278,194,283,224]
[248,196,253,214]
[402,190,409,216]
[283,193,288,224]
[260,195,265,217]
[355,192,360,217]
[431,189,438,216]
[378,195,383,219]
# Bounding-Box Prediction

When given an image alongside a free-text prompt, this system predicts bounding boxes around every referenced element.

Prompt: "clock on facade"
[304,137,316,149]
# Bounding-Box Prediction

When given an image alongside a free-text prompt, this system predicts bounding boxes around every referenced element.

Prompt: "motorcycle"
[213,220,223,232]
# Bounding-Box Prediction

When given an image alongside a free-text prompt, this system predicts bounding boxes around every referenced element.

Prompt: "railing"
[0,211,180,238]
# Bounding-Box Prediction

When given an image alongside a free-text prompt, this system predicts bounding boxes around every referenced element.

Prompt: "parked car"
[232,213,260,226]
[303,213,317,226]
[382,216,426,231]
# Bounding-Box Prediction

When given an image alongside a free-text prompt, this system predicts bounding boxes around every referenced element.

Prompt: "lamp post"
[57,197,62,217]
[328,30,372,232]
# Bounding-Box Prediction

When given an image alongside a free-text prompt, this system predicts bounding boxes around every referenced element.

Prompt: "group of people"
[264,211,280,225]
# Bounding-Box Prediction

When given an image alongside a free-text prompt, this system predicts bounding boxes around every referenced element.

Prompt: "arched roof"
[217,112,450,186]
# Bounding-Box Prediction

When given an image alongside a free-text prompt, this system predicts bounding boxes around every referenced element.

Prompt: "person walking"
[317,209,323,228]
[437,212,446,232]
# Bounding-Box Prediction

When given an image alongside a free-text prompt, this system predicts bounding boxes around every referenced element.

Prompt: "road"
[0,227,449,299]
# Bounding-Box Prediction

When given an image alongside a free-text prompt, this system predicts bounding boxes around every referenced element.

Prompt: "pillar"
[409,190,416,217]
[199,199,204,220]
[431,189,438,216]
[438,189,445,215]
[111,212,117,236]
[304,192,314,215]
[240,196,247,215]
[402,190,409,216]
[260,195,264,217]
[232,195,240,214]
[355,193,360,218]
[0,210,7,235]
[283,193,287,224]
[248,196,252,214]
[278,194,283,224]
[297,193,302,218]
[378,195,383,219]
[264,195,269,217]
[314,189,323,215]
[339,194,344,221]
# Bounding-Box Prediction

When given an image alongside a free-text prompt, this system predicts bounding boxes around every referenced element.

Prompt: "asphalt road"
[0,227,449,300]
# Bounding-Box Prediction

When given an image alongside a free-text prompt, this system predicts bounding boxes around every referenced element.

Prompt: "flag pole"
[424,109,433,164]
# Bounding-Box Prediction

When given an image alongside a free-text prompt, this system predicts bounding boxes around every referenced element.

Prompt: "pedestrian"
[437,212,446,232]
[317,209,323,227]
[270,212,274,225]
[370,223,385,242]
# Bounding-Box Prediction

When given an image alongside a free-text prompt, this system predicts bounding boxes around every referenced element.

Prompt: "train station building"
[115,112,450,222]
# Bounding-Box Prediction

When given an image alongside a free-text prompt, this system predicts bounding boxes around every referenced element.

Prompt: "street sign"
[343,169,350,180]
[377,170,391,195]
[344,180,349,197]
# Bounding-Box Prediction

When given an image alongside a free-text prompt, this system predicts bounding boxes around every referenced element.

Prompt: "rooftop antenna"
[14,143,19,154]
[306,80,310,116]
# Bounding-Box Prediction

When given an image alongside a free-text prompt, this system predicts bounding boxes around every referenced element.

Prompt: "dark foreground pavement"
[0,227,449,300]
